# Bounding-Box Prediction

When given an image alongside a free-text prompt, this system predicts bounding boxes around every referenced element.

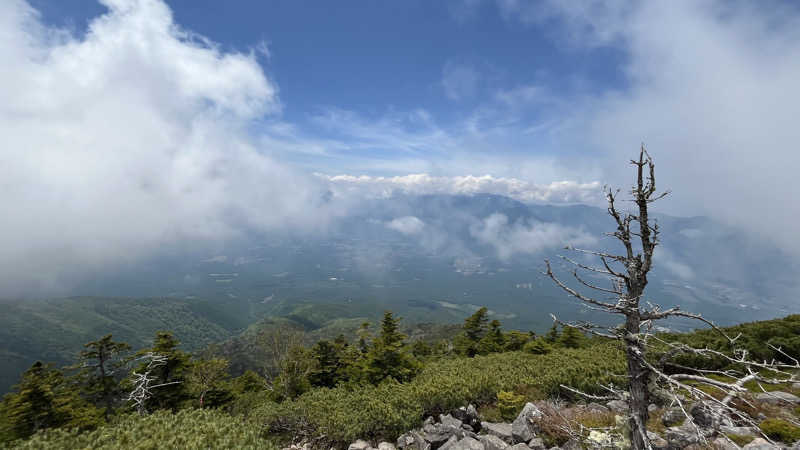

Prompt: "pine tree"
[70,334,130,419]
[558,326,587,349]
[544,323,560,343]
[455,306,490,356]
[364,312,419,384]
[132,332,191,412]
[308,340,344,388]
[477,320,506,355]
[187,358,231,408]
[0,362,100,440]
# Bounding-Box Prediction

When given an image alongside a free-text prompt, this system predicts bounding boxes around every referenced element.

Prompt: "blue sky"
[3,0,800,293]
[31,0,627,127]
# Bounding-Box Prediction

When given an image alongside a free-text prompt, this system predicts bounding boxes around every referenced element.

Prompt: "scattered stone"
[755,391,800,405]
[719,425,758,436]
[508,444,531,450]
[398,431,431,450]
[440,414,464,430]
[664,424,700,449]
[481,422,513,443]
[711,437,740,450]
[647,431,668,450]
[511,403,543,444]
[606,399,628,413]
[648,403,658,413]
[349,440,371,450]
[561,439,582,450]
[527,438,545,450]
[379,442,397,450]
[662,407,686,427]
[424,430,455,449]
[742,438,781,449]
[453,405,482,432]
[479,434,508,450]
[438,436,459,450]
[449,437,484,450]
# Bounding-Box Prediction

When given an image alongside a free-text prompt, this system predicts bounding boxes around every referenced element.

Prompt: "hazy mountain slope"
[0,296,253,393]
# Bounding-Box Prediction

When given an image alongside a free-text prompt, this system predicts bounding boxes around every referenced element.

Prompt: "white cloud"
[470,213,596,260]
[0,0,330,295]
[506,0,800,252]
[385,216,425,235]
[442,62,480,100]
[322,173,602,204]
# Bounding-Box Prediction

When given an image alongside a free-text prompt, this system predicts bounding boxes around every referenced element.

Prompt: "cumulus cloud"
[0,0,329,295]
[322,173,602,204]
[498,0,800,252]
[470,213,596,260]
[385,216,425,235]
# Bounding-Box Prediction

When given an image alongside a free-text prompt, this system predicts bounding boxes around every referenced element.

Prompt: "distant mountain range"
[2,194,798,393]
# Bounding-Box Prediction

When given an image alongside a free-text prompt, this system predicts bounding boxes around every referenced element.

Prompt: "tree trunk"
[625,294,650,450]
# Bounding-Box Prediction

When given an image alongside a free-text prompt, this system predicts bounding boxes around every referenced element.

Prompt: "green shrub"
[725,433,755,447]
[759,418,800,443]
[249,344,625,446]
[496,391,525,421]
[523,339,552,355]
[6,409,272,450]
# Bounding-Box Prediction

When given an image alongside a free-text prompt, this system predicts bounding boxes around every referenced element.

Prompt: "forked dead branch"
[545,146,799,449]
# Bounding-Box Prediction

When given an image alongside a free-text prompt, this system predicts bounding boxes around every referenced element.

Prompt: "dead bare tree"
[125,352,181,415]
[545,146,799,449]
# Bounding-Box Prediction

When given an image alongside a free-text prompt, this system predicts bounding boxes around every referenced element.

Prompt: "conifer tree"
[0,362,99,440]
[558,326,587,349]
[187,358,230,408]
[308,340,344,388]
[71,334,130,419]
[364,312,419,384]
[455,306,490,356]
[477,319,506,355]
[133,332,191,412]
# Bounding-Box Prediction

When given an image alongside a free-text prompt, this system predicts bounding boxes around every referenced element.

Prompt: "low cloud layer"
[0,0,330,295]
[322,174,602,204]
[470,213,596,260]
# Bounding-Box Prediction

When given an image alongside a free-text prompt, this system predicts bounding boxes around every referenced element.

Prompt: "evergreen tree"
[503,330,531,351]
[132,332,191,412]
[308,340,344,388]
[544,323,560,343]
[455,306,490,357]
[357,322,372,354]
[523,338,553,355]
[274,345,312,400]
[477,320,506,355]
[0,362,100,440]
[558,326,587,349]
[70,334,130,419]
[364,312,419,384]
[411,340,432,358]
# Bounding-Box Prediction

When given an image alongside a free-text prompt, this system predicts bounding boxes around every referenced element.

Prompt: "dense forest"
[1,310,799,449]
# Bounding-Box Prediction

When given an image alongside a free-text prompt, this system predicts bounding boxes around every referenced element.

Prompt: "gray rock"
[441,414,464,430]
[481,422,513,443]
[398,432,431,450]
[453,405,482,431]
[662,407,685,427]
[648,403,658,413]
[647,431,668,450]
[512,403,543,444]
[379,442,397,450]
[719,425,758,436]
[349,440,372,450]
[606,399,628,413]
[479,435,509,450]
[439,436,459,450]
[508,444,531,450]
[424,430,455,449]
[449,437,484,450]
[711,437,740,450]
[561,439,582,450]
[755,391,800,405]
[527,438,545,450]
[664,425,699,448]
[742,438,781,449]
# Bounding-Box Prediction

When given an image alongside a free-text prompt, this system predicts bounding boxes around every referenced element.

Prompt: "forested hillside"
[2,312,799,449]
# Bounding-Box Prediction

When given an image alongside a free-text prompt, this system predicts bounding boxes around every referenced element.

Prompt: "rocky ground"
[281,389,800,450]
